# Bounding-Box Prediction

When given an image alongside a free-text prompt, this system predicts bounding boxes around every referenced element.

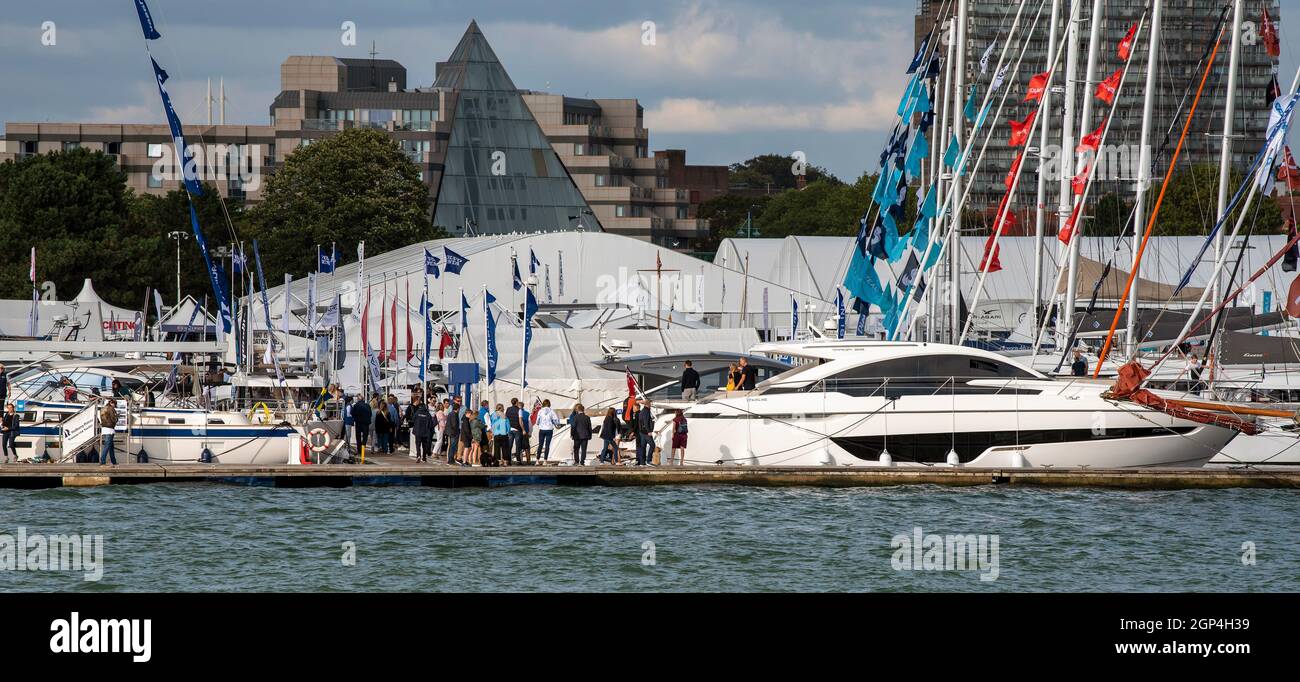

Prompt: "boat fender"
[878,451,893,466]
[200,447,214,464]
[299,438,313,465]
[946,450,961,467]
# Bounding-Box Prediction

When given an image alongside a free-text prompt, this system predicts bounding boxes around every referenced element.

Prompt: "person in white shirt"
[534,399,560,463]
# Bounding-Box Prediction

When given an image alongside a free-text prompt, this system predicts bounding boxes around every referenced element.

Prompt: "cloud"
[646,97,896,133]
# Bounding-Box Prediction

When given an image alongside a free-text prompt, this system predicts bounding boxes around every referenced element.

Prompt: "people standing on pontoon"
[534,399,559,463]
[517,400,532,464]
[446,396,463,465]
[1,402,19,464]
[599,406,619,465]
[467,408,484,466]
[490,404,510,467]
[569,403,592,466]
[372,396,390,453]
[409,396,434,463]
[432,400,448,461]
[386,395,401,454]
[670,409,688,465]
[98,399,118,466]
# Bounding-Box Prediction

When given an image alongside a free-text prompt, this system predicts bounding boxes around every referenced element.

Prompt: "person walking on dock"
[409,397,434,463]
[534,399,559,463]
[351,397,372,455]
[1,402,19,464]
[599,406,619,464]
[680,360,700,401]
[517,400,532,464]
[445,396,462,464]
[634,399,655,466]
[98,399,118,466]
[569,403,592,466]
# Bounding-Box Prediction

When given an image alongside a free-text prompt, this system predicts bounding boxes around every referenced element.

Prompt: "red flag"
[626,368,638,398]
[530,397,542,426]
[1095,68,1122,104]
[361,286,371,350]
[438,329,454,360]
[981,195,1015,273]
[1072,163,1092,196]
[389,287,398,363]
[1024,71,1049,102]
[379,284,387,363]
[1004,152,1024,190]
[1277,146,1300,190]
[1008,110,1037,147]
[1287,274,1300,318]
[1263,7,1280,59]
[405,280,414,363]
[1076,119,1105,153]
[1058,203,1084,244]
[1118,22,1138,61]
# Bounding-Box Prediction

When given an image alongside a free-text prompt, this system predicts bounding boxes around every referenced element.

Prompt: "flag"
[845,246,886,307]
[762,287,770,333]
[389,285,398,364]
[1270,74,1282,102]
[1077,119,1105,153]
[906,32,931,74]
[188,204,232,335]
[835,288,846,339]
[924,54,941,80]
[1278,146,1300,191]
[963,85,978,123]
[355,241,365,320]
[443,246,468,274]
[28,247,35,283]
[979,41,995,74]
[318,246,336,273]
[1263,7,1280,59]
[558,252,565,297]
[522,288,538,388]
[856,307,868,336]
[990,65,1008,93]
[1008,111,1037,147]
[1258,95,1300,192]
[1072,164,1091,196]
[1059,203,1084,244]
[317,296,340,330]
[133,0,161,40]
[626,368,638,399]
[896,72,921,117]
[307,271,317,338]
[544,264,553,302]
[153,290,165,326]
[790,296,799,339]
[529,248,541,276]
[512,253,522,291]
[460,291,470,330]
[252,240,284,384]
[1025,71,1049,102]
[899,252,921,292]
[361,284,371,352]
[379,283,388,364]
[405,280,414,364]
[1095,68,1122,104]
[150,57,203,197]
[438,329,453,361]
[232,249,246,274]
[1005,152,1024,190]
[1118,22,1138,61]
[485,290,498,385]
[905,130,929,176]
[424,248,441,278]
[867,214,889,261]
[943,134,960,169]
[366,343,382,393]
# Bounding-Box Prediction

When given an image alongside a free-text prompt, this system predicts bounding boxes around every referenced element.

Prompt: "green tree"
[695,194,772,252]
[729,154,840,191]
[1153,163,1283,236]
[248,128,441,279]
[127,183,247,305]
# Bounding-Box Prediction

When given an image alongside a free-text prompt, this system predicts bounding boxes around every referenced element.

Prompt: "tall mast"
[1033,0,1063,335]
[1210,0,1244,383]
[932,17,957,343]
[1065,0,1105,351]
[1056,0,1083,348]
[950,0,968,344]
[1130,0,1163,357]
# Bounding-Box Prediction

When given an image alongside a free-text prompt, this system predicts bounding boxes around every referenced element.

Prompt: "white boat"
[682,340,1239,468]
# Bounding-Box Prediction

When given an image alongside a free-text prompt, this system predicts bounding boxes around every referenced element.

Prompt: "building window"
[677,207,689,219]
[656,176,667,189]
[105,141,121,155]
[615,205,627,217]
[147,143,165,158]
[574,143,586,156]
[148,174,163,188]
[19,141,36,155]
[594,174,607,187]
[61,141,80,151]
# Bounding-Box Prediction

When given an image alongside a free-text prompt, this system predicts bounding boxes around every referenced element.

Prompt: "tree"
[1153,163,1283,236]
[729,154,840,191]
[695,194,772,252]
[247,128,441,280]
[127,183,247,306]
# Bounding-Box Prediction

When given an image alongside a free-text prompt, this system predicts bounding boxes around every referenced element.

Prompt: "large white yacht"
[682,341,1240,468]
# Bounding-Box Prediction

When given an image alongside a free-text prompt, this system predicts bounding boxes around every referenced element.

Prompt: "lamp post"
[736,205,761,238]
[167,231,190,307]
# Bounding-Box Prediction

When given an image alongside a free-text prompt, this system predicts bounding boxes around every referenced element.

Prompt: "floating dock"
[0,457,1296,490]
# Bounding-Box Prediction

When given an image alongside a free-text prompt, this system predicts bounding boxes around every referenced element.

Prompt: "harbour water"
[0,484,1295,592]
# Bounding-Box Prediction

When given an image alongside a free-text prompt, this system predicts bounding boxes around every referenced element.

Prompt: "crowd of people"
[327,384,689,467]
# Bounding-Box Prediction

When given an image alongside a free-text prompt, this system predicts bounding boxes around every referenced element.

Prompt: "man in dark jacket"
[408,397,435,463]
[505,398,523,465]
[680,361,700,400]
[351,399,372,453]
[635,399,656,466]
[570,403,593,466]
[738,357,758,390]
[445,395,462,464]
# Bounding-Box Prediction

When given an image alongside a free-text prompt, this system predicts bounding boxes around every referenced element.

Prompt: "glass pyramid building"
[431,21,598,235]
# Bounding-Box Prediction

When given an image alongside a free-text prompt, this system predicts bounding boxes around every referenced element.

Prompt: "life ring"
[307,427,332,453]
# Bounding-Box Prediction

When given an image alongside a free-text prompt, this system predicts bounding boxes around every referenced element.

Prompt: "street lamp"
[737,204,762,238]
[167,231,190,307]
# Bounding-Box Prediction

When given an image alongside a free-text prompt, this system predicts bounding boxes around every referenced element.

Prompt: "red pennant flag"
[1004,152,1024,190]
[1024,71,1050,102]
[1287,274,1300,318]
[379,285,388,363]
[438,329,454,360]
[1076,119,1105,154]
[389,289,398,363]
[1118,22,1138,61]
[626,368,639,398]
[1095,68,1122,104]
[1008,110,1037,147]
[1278,146,1300,191]
[1263,7,1280,59]
[981,195,1016,273]
[1072,163,1092,196]
[1058,203,1084,244]
[405,280,414,363]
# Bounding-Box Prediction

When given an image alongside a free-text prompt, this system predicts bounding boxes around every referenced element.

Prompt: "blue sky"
[1,1,1297,181]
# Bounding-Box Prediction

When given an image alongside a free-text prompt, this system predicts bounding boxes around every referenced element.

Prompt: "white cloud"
[646,97,897,133]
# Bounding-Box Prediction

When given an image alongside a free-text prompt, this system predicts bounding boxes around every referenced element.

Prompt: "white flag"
[990,64,1009,93]
[979,42,996,75]
[1257,94,1300,191]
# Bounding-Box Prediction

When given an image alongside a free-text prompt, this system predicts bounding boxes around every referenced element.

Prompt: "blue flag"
[318,246,335,273]
[443,247,468,274]
[943,135,960,169]
[134,0,161,40]
[529,248,541,276]
[232,249,245,274]
[512,255,522,291]
[424,248,441,278]
[790,297,799,339]
[522,288,539,388]
[905,130,929,176]
[906,32,931,74]
[835,289,846,340]
[867,214,888,261]
[896,72,920,117]
[963,85,978,123]
[485,290,498,385]
[189,204,231,335]
[845,247,885,308]
[150,57,202,197]
[460,291,470,330]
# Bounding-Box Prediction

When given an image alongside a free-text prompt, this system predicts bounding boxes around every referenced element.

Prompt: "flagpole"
[1032,0,1062,343]
[1209,0,1242,380]
[949,0,967,344]
[1056,0,1083,349]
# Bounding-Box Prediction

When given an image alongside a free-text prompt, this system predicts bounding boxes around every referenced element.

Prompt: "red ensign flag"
[1024,71,1049,102]
[1118,22,1138,61]
[1008,111,1037,146]
[1095,69,1122,104]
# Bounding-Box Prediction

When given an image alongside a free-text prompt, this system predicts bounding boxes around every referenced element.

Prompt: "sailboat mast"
[1065,0,1105,352]
[933,16,957,343]
[1033,0,1063,334]
[950,0,968,344]
[1210,0,1245,385]
[1056,0,1083,348]
[1130,0,1163,357]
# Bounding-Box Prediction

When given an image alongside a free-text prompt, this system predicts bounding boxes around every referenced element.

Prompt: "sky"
[1,0,1297,181]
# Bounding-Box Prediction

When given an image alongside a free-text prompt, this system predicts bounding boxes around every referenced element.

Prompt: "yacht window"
[207,419,225,425]
[167,418,186,425]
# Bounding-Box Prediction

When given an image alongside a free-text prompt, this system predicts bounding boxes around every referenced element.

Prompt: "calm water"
[0,484,1296,592]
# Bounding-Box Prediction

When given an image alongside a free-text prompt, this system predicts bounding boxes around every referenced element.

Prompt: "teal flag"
[905,131,929,176]
[963,85,978,122]
[943,135,960,169]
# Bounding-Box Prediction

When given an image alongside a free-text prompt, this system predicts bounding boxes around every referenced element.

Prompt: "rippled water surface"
[0,484,1295,592]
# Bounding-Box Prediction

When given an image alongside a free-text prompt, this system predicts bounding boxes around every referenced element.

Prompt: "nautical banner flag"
[963,85,978,123]
[333,293,346,370]
[460,291,470,330]
[790,295,799,340]
[762,287,770,334]
[544,264,553,302]
[1270,74,1282,102]
[1008,111,1037,147]
[896,72,921,118]
[190,204,232,335]
[1071,164,1091,196]
[1118,22,1138,61]
[1025,71,1050,102]
[835,288,846,339]
[867,214,889,261]
[318,245,336,273]
[905,130,929,176]
[1095,68,1122,105]
[405,280,414,364]
[232,249,246,274]
[1005,152,1024,190]
[512,253,522,291]
[845,246,886,307]
[899,252,921,294]
[355,241,365,319]
[990,64,1008,93]
[134,0,161,40]
[884,209,907,263]
[424,248,441,278]
[366,343,382,393]
[317,295,340,330]
[943,134,960,169]
[924,54,941,80]
[1257,95,1300,192]
[307,272,317,336]
[252,240,284,384]
[906,31,931,74]
[1059,203,1084,244]
[1263,7,1280,59]
[912,273,928,304]
[389,285,398,364]
[281,275,292,338]
[361,284,371,352]
[522,288,538,388]
[1077,119,1105,153]
[979,41,995,75]
[529,248,541,275]
[153,290,165,326]
[558,252,565,297]
[379,283,388,364]
[443,246,468,274]
[420,293,430,382]
[28,247,35,282]
[856,304,868,336]
[150,58,203,197]
[485,290,498,385]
